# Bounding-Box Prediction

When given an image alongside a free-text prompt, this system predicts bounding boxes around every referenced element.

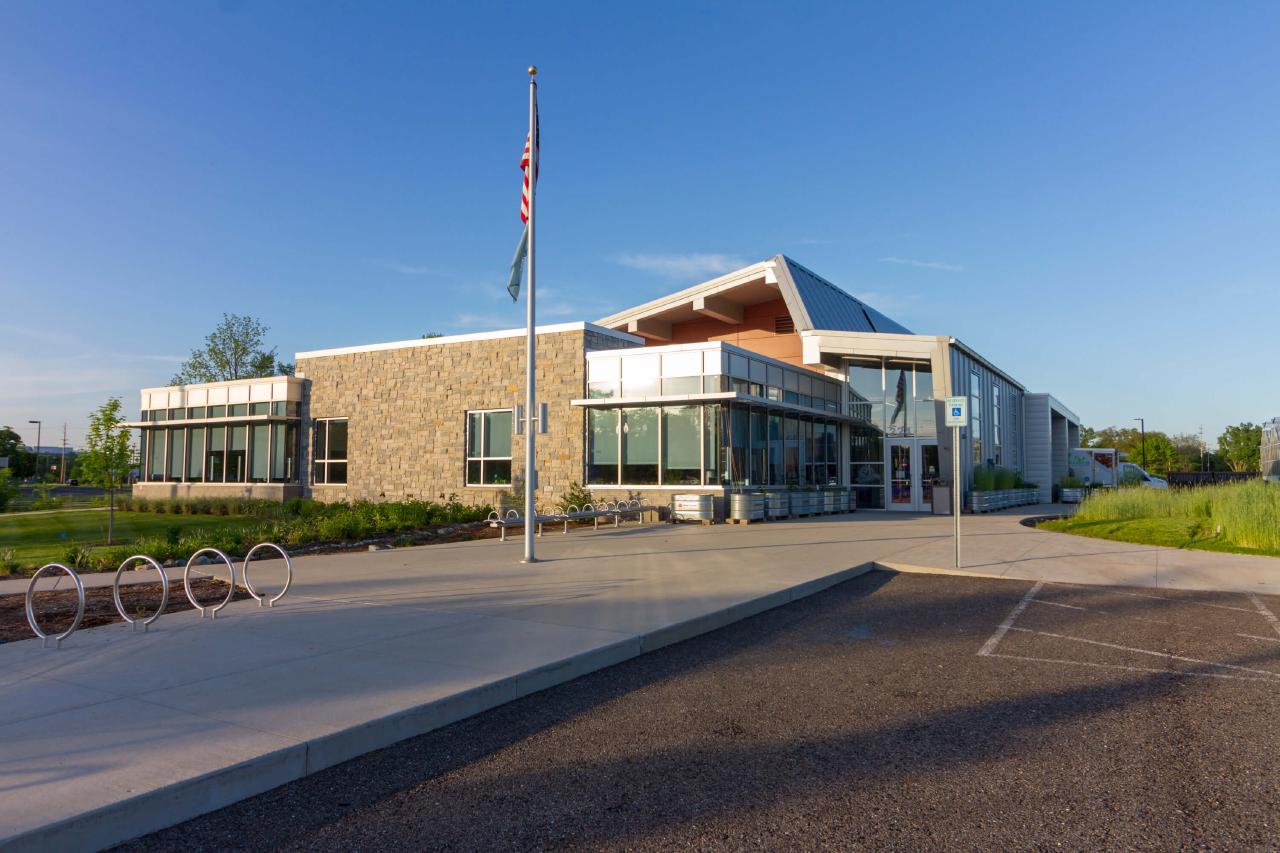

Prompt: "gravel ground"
[119,570,1280,851]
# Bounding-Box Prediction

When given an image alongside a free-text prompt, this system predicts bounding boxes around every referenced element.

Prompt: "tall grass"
[1075,481,1280,552]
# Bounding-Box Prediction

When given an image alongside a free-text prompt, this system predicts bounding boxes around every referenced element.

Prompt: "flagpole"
[523,65,538,564]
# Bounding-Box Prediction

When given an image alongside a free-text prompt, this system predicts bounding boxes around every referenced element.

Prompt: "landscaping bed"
[0,578,250,643]
[1036,480,1280,558]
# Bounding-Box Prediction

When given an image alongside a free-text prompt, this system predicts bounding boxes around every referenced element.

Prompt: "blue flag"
[507,224,528,302]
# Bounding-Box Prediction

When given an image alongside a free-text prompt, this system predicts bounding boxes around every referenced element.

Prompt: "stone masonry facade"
[297,329,615,509]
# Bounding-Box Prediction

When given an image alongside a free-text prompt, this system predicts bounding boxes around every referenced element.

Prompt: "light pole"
[1133,417,1145,469]
[28,419,42,481]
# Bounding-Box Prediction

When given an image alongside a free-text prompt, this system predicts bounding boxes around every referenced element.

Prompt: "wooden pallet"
[726,517,763,525]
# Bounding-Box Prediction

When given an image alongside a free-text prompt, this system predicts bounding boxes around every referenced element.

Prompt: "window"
[206,426,225,482]
[167,429,184,481]
[228,425,247,482]
[271,423,298,483]
[314,418,348,484]
[187,427,205,482]
[587,408,619,485]
[621,407,659,484]
[148,428,165,481]
[992,385,1002,465]
[970,370,983,465]
[662,406,701,485]
[465,410,512,485]
[250,424,270,483]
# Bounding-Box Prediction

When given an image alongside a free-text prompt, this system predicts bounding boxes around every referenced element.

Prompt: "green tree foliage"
[0,468,17,512]
[81,398,133,544]
[1078,425,1182,478]
[1218,422,1262,473]
[0,425,34,477]
[1078,425,1098,447]
[171,314,292,385]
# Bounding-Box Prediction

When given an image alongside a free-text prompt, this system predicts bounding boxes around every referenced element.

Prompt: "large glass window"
[587,409,620,485]
[313,418,347,484]
[167,429,184,482]
[750,408,768,486]
[228,425,247,482]
[850,422,885,508]
[465,410,513,485]
[702,404,721,486]
[186,427,204,482]
[250,424,270,483]
[206,427,225,482]
[784,414,800,485]
[271,423,298,483]
[768,413,783,485]
[728,404,749,486]
[148,428,165,481]
[662,406,701,485]
[621,407,659,484]
[992,384,1002,465]
[970,370,983,465]
[620,354,659,398]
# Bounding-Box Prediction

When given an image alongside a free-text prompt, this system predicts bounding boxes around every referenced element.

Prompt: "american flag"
[519,103,539,222]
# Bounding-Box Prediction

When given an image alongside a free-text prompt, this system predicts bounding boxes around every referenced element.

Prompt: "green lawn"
[1040,516,1280,559]
[0,510,257,569]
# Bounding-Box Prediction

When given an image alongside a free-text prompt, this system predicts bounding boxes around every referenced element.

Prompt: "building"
[131,255,1078,511]
[1263,417,1280,483]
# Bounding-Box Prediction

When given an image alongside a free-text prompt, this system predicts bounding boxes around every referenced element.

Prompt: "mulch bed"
[0,579,251,643]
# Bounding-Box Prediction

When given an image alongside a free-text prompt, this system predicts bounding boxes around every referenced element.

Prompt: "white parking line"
[1006,626,1280,679]
[1048,583,1257,614]
[986,653,1279,683]
[978,581,1044,657]
[1238,633,1280,645]
[1247,594,1280,639]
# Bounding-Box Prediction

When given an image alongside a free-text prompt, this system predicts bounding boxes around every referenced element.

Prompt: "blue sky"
[2,2,1278,448]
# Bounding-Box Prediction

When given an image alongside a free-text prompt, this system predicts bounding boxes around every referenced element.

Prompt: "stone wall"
[297,330,592,508]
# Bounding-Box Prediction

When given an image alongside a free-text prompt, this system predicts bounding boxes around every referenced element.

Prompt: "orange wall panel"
[658,298,807,367]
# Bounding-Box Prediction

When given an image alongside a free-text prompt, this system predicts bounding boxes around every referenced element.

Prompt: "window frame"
[465,409,514,487]
[313,418,349,485]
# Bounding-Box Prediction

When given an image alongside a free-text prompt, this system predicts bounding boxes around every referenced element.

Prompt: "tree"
[171,314,292,385]
[81,398,133,544]
[0,425,34,478]
[1218,422,1262,473]
[1078,426,1098,447]
[0,468,16,512]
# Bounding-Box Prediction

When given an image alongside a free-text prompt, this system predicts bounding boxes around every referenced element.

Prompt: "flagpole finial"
[528,65,537,76]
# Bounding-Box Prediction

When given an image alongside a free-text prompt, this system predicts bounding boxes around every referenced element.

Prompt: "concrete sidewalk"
[3,507,1278,851]
[876,508,1280,593]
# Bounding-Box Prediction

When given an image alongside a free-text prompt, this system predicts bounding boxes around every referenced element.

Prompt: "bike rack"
[183,547,236,619]
[26,563,85,649]
[112,555,168,633]
[241,542,292,608]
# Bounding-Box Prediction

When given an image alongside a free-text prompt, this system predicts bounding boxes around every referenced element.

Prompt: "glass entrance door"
[888,440,939,511]
[920,443,939,508]
[889,442,914,510]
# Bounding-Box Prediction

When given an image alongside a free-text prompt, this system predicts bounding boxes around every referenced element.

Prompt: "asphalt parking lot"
[121,570,1280,851]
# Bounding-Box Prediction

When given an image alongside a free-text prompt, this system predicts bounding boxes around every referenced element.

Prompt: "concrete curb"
[2,563,874,853]
[873,560,1014,582]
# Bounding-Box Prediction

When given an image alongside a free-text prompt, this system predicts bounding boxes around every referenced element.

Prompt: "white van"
[1067,448,1167,489]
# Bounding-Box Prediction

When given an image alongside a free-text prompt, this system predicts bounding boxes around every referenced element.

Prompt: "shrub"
[555,482,594,514]
[994,467,1017,490]
[973,466,996,492]
[61,542,93,570]
[0,548,17,574]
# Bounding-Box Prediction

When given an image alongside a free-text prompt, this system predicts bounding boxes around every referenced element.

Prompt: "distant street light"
[28,419,42,480]
[1133,417,1146,469]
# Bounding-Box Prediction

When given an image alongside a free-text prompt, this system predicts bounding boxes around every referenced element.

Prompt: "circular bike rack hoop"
[26,563,85,649]
[113,555,169,633]
[241,542,292,608]
[183,548,236,619]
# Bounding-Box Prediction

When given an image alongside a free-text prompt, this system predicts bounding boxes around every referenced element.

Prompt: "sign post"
[944,396,968,569]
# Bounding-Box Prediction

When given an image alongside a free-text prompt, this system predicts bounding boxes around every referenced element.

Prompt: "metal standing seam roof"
[780,256,912,335]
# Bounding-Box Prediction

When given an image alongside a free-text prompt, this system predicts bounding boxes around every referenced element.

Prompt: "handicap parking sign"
[944,396,968,428]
